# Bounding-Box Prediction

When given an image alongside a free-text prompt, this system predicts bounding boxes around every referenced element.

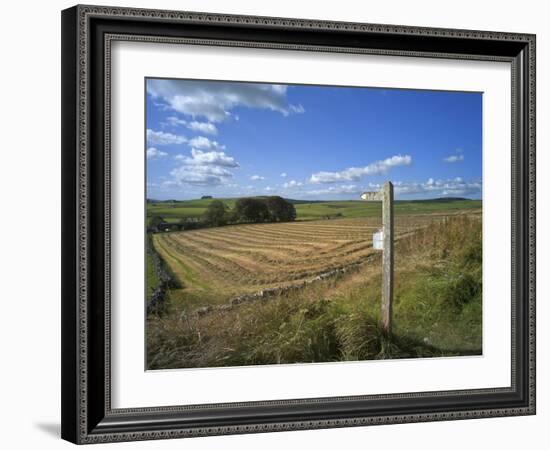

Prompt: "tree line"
[204,196,296,226]
[149,196,297,232]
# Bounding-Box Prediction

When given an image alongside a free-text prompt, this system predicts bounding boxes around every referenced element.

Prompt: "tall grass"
[147,215,482,369]
[392,215,482,351]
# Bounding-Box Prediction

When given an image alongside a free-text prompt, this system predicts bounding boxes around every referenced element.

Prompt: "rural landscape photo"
[145,78,482,370]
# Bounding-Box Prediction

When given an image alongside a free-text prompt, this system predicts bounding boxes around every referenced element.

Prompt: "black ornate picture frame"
[61,4,536,444]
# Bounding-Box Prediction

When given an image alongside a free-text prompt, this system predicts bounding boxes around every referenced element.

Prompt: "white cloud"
[443,154,465,163]
[168,145,240,187]
[147,79,305,122]
[170,164,234,186]
[166,116,219,135]
[289,104,306,114]
[280,172,287,178]
[146,147,168,160]
[250,175,265,181]
[175,149,238,168]
[393,177,481,197]
[188,136,226,151]
[161,180,179,189]
[147,129,186,145]
[277,177,480,200]
[283,180,303,189]
[187,121,218,135]
[165,116,187,127]
[309,154,412,184]
[303,184,362,196]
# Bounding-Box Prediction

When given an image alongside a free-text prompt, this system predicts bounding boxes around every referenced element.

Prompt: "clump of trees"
[233,198,270,223]
[232,196,296,224]
[203,196,296,227]
[148,196,297,233]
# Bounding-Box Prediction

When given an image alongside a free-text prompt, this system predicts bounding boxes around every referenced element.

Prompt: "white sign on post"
[373,229,384,250]
[360,191,382,201]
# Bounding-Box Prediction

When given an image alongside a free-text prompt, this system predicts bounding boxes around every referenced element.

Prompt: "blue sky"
[146,78,482,201]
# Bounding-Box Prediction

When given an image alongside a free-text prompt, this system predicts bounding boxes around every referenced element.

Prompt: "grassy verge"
[147,215,482,369]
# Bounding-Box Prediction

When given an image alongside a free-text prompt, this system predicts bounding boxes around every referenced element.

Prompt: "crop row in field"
[151,212,478,307]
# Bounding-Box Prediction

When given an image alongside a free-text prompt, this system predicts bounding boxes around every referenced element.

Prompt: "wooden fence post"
[381,181,394,334]
[360,181,394,335]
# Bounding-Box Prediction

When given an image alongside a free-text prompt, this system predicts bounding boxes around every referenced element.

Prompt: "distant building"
[147,222,173,233]
[157,222,172,232]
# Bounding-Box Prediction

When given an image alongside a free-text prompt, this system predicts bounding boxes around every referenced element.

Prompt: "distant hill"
[283,198,325,205]
[405,197,472,203]
[286,197,476,204]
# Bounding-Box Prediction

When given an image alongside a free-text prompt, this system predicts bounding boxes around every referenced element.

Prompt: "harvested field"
[151,210,480,309]
[147,213,483,369]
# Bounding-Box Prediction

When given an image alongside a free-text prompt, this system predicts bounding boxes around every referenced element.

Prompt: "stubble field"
[152,213,466,309]
[147,206,482,370]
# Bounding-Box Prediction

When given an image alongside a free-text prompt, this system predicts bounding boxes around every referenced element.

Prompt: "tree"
[265,196,297,222]
[234,198,270,223]
[223,208,238,224]
[149,215,165,229]
[202,200,228,227]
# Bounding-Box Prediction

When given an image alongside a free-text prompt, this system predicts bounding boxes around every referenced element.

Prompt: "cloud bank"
[147,129,186,146]
[280,177,480,199]
[146,147,168,160]
[166,116,219,135]
[309,154,412,184]
[147,79,305,122]
[188,136,226,151]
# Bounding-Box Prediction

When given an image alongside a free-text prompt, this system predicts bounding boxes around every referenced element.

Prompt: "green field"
[147,197,482,224]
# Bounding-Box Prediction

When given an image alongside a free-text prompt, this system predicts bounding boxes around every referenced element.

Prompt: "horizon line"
[146,196,482,202]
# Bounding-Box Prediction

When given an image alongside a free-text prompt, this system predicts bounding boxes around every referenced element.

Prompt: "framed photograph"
[61,5,536,444]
